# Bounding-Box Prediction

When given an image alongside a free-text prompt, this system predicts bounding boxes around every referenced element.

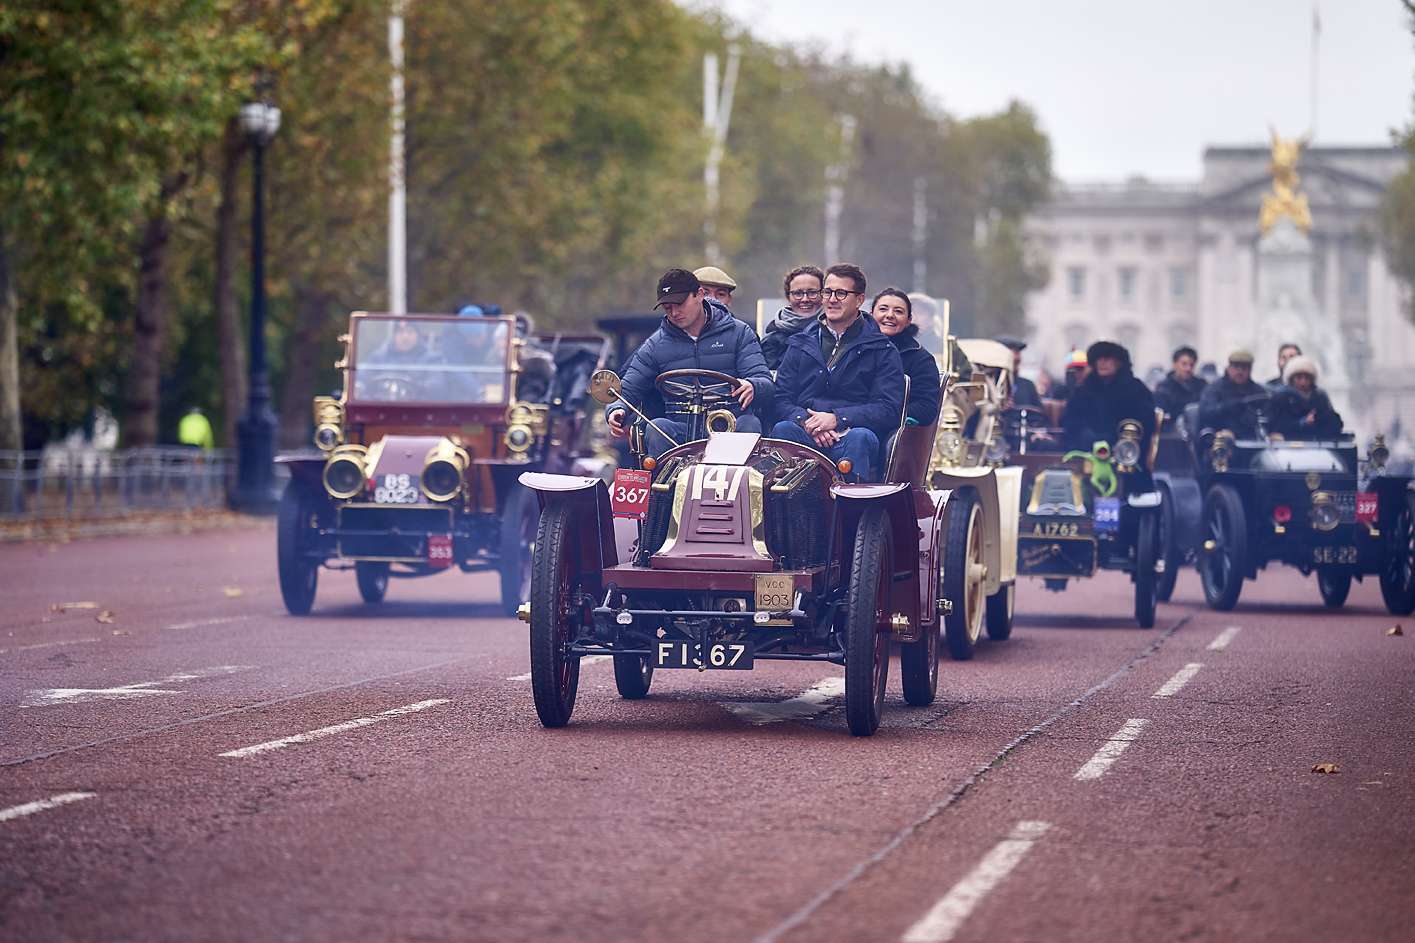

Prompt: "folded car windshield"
[351,318,510,404]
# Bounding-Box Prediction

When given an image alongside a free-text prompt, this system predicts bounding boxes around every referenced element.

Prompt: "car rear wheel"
[1316,568,1351,608]
[900,607,938,707]
[985,582,1015,641]
[277,483,320,616]
[355,562,389,604]
[613,654,654,699]
[1155,483,1180,603]
[943,492,986,660]
[1380,493,1415,616]
[528,502,582,727]
[845,507,891,736]
[1134,513,1158,628]
[1200,485,1247,611]
[499,487,539,617]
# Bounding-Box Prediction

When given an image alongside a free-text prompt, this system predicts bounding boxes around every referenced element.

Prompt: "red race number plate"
[610,468,653,519]
[1356,492,1379,524]
[427,533,454,568]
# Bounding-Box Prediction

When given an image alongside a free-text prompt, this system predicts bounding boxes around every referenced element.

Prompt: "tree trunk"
[278,285,328,450]
[0,231,20,452]
[214,119,247,449]
[126,174,186,447]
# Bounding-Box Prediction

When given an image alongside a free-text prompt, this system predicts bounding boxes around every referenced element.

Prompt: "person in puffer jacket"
[606,268,774,454]
[761,264,825,370]
[869,288,941,426]
[770,263,904,482]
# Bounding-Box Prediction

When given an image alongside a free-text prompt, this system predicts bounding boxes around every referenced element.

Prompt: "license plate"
[652,640,753,670]
[427,533,454,568]
[609,468,652,519]
[1312,545,1358,565]
[1093,496,1121,534]
[754,572,794,613]
[375,473,420,504]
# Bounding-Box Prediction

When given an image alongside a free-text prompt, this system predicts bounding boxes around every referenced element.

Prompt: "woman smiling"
[871,288,941,426]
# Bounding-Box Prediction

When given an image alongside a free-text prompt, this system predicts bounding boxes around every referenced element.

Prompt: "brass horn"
[705,409,737,434]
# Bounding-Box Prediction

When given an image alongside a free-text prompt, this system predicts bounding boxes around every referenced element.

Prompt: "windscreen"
[351,317,510,404]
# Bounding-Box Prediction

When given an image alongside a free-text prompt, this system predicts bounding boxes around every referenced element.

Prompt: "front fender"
[518,472,619,577]
[832,483,924,633]
[930,467,1006,593]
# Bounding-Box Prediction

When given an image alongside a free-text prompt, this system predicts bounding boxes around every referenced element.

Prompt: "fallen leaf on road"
[50,601,99,612]
[1386,625,1403,637]
[1312,763,1340,774]
[222,586,244,598]
[96,610,117,624]
[110,629,129,636]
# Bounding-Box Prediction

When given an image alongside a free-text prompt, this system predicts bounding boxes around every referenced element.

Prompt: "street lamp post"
[231,99,282,514]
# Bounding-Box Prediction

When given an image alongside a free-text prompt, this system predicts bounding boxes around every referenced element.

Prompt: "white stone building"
[1022,144,1415,440]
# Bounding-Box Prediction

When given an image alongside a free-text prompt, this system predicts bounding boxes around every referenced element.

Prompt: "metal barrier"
[0,448,243,518]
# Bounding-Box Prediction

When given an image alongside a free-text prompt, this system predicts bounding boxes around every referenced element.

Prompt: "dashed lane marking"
[506,654,611,682]
[0,792,96,824]
[1207,625,1242,651]
[1073,718,1149,781]
[219,698,450,758]
[20,665,252,707]
[0,637,101,655]
[900,821,1053,943]
[1152,662,1203,698]
[723,677,846,725]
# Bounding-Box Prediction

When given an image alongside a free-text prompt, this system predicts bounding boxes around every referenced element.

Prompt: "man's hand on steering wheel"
[734,379,755,408]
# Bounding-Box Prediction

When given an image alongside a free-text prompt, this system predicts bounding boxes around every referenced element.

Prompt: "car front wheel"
[1316,568,1351,608]
[356,562,389,604]
[1380,493,1415,616]
[1200,485,1247,611]
[845,507,891,736]
[1156,483,1180,602]
[1134,513,1158,628]
[277,483,320,616]
[499,487,539,617]
[528,502,582,727]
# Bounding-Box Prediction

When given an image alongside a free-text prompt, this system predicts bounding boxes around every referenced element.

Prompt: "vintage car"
[1155,401,1415,613]
[1010,417,1164,628]
[275,311,609,616]
[927,335,1022,659]
[517,365,951,737]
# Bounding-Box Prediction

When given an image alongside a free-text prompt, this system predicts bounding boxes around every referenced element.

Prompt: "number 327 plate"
[652,640,754,670]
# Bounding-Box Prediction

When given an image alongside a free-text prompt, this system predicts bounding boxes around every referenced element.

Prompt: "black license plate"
[1311,545,1359,565]
[652,640,754,670]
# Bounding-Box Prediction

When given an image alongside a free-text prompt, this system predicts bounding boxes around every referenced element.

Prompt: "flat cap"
[994,334,1027,352]
[693,265,737,290]
[1227,349,1255,365]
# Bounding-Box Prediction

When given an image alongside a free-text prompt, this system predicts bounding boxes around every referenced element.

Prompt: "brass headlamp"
[1114,419,1143,470]
[323,444,367,500]
[312,396,344,451]
[422,439,469,502]
[1210,430,1235,472]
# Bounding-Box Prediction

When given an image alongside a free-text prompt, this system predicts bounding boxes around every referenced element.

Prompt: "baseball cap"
[655,268,701,309]
[1228,349,1255,365]
[693,265,737,290]
[1066,349,1088,369]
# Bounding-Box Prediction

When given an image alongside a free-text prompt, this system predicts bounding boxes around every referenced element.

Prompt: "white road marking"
[900,820,1053,943]
[20,665,252,707]
[219,698,450,758]
[506,654,611,682]
[723,677,846,725]
[1207,625,1242,651]
[1073,718,1149,781]
[0,637,101,655]
[1152,662,1203,698]
[0,792,96,824]
[163,615,251,632]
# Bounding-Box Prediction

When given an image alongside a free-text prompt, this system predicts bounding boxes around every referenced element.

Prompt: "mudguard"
[929,466,1006,595]
[832,482,924,638]
[275,452,326,490]
[517,472,619,580]
[1155,470,1204,554]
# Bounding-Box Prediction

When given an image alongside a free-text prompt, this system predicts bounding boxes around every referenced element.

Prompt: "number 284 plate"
[652,640,753,670]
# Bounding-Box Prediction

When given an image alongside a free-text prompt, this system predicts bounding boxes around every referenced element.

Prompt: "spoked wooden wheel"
[845,508,892,736]
[1380,494,1415,616]
[528,503,582,727]
[1199,485,1247,611]
[943,492,987,660]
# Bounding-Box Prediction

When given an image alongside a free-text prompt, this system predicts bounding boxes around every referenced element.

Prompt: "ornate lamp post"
[231,98,282,513]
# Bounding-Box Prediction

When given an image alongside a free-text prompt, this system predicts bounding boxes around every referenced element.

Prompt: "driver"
[360,319,434,399]
[606,268,773,453]
[1061,340,1156,454]
[1269,355,1343,438]
[1198,349,1268,438]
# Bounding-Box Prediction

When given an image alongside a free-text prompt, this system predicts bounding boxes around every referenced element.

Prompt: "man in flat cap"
[995,335,1043,410]
[1061,340,1155,455]
[694,266,737,307]
[606,268,772,454]
[1198,349,1268,438]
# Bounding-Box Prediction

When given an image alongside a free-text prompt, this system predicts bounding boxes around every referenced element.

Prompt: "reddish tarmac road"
[2,526,1412,942]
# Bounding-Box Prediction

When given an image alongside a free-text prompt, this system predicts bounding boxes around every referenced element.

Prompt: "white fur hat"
[1283,355,1319,384]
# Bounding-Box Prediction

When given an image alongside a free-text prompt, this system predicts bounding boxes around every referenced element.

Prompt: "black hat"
[654,268,701,309]
[994,335,1027,352]
[1086,340,1131,370]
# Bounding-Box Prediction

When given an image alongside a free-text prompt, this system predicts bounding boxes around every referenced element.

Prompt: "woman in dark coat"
[1269,355,1343,439]
[870,288,941,426]
[1062,340,1156,453]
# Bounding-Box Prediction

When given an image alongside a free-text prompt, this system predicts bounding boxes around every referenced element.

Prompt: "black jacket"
[774,314,905,440]
[1012,375,1043,409]
[1198,376,1268,438]
[887,324,942,426]
[1269,387,1343,439]
[761,304,820,371]
[1061,369,1156,453]
[1154,372,1207,416]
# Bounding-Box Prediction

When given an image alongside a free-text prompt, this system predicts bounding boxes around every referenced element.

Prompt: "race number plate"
[754,573,794,613]
[1312,545,1358,565]
[652,640,754,670]
[610,468,653,519]
[1093,496,1121,534]
[427,533,454,568]
[1355,492,1379,524]
[375,473,420,504]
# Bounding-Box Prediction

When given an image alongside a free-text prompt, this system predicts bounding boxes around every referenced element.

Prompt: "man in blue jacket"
[607,268,774,454]
[770,263,905,482]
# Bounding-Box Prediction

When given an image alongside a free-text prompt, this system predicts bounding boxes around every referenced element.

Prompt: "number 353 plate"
[652,640,754,670]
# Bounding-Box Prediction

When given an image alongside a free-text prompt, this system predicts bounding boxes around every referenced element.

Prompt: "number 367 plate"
[652,640,753,670]
[610,468,652,519]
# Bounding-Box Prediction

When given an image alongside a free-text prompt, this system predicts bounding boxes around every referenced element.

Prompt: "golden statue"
[1259,127,1313,234]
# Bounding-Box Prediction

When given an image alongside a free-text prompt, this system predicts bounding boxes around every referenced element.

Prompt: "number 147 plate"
[652,640,754,670]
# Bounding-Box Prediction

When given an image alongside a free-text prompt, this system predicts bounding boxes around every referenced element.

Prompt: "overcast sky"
[699,0,1413,181]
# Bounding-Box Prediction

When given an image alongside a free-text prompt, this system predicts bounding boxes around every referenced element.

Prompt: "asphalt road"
[2,526,1411,942]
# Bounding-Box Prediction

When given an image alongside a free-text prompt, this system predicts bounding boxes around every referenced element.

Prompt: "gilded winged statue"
[1259,127,1313,233]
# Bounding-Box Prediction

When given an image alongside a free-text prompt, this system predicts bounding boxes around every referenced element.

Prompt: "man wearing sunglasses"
[770,263,904,482]
[761,264,825,370]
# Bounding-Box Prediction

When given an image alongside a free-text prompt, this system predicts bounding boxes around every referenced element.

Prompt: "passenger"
[606,268,773,454]
[871,288,941,425]
[1154,345,1207,417]
[907,293,949,355]
[770,263,904,482]
[761,264,824,370]
[1052,349,1089,402]
[995,335,1043,409]
[1269,355,1343,439]
[1198,350,1267,438]
[1265,342,1302,390]
[693,266,737,306]
[1061,340,1156,455]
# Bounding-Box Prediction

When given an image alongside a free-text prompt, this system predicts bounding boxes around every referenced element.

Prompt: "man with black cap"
[606,268,773,454]
[1154,345,1207,417]
[1061,340,1156,454]
[995,335,1043,409]
[1198,349,1268,438]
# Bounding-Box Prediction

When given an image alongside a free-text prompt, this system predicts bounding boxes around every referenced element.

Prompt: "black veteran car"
[275,311,609,616]
[1155,404,1415,613]
[516,366,951,737]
